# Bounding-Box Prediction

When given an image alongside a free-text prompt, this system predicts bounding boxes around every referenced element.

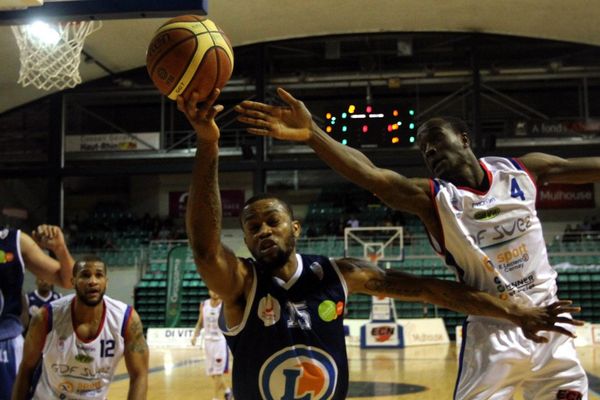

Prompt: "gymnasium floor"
[107,344,600,399]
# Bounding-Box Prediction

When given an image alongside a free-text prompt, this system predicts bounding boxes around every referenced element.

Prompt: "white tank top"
[32,294,132,399]
[428,157,557,320]
[202,300,223,341]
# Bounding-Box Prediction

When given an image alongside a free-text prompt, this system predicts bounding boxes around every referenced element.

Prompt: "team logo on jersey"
[474,207,501,221]
[309,262,324,280]
[0,229,8,239]
[58,380,75,393]
[318,300,344,322]
[75,353,94,363]
[0,250,14,264]
[472,197,497,208]
[258,294,281,327]
[259,345,337,400]
[496,243,529,272]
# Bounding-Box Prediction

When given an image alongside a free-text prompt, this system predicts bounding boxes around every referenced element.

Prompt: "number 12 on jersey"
[100,339,115,357]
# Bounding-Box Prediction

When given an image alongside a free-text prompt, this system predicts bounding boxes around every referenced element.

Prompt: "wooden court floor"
[107,344,600,399]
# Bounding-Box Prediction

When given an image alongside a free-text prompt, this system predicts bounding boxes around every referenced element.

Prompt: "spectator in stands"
[183,89,583,399]
[346,214,360,228]
[562,224,573,242]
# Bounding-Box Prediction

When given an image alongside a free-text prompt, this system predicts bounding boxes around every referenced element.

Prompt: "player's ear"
[292,220,301,238]
[461,132,470,148]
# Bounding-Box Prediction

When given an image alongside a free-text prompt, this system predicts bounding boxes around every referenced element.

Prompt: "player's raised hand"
[32,225,67,254]
[177,89,223,143]
[235,87,313,142]
[516,300,583,343]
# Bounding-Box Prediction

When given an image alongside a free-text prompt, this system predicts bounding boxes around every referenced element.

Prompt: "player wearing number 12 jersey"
[12,257,149,400]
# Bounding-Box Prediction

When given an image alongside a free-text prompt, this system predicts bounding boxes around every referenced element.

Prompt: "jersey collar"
[273,253,303,290]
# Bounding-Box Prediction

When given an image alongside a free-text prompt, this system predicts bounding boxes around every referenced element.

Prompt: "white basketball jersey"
[202,300,223,341]
[32,294,132,399]
[429,157,557,317]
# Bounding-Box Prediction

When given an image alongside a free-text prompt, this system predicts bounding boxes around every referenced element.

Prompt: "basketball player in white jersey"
[191,290,232,400]
[236,89,594,399]
[12,256,149,400]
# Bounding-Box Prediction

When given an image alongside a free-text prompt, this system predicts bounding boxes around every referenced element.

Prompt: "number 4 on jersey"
[510,178,525,201]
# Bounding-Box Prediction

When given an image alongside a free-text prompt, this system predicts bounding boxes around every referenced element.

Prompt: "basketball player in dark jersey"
[23,278,61,330]
[180,90,582,400]
[0,225,74,399]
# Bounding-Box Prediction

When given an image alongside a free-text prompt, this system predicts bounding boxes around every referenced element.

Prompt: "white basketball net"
[11,20,103,91]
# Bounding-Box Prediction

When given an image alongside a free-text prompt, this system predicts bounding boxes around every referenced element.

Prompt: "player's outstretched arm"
[21,225,74,289]
[179,90,249,303]
[519,152,600,184]
[235,88,435,219]
[11,308,47,400]
[124,310,148,400]
[336,258,583,343]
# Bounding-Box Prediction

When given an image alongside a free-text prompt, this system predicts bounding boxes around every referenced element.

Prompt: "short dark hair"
[241,193,294,220]
[73,255,106,276]
[418,116,472,139]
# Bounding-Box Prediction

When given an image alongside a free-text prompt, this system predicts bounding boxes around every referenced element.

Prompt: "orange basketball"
[146,15,234,102]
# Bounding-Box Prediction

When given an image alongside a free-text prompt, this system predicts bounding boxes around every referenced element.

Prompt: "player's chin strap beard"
[256,248,294,274]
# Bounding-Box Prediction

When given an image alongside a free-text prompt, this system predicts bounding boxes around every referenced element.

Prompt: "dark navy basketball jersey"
[0,228,25,340]
[220,253,348,400]
[26,290,61,319]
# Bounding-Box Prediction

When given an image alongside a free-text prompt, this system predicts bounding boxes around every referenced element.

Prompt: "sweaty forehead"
[416,122,455,142]
[77,261,105,275]
[242,199,288,222]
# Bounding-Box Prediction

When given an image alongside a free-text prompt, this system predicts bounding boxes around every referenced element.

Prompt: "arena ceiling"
[0,0,599,114]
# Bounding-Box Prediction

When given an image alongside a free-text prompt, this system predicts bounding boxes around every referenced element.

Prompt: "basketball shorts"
[204,337,229,376]
[0,335,24,400]
[454,318,587,400]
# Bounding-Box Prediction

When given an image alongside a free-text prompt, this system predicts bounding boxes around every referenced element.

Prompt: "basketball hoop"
[11,20,102,90]
[367,252,381,264]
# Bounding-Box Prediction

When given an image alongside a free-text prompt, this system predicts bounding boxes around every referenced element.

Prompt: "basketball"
[146,15,234,102]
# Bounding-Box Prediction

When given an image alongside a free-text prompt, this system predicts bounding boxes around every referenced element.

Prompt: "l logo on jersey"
[259,345,337,400]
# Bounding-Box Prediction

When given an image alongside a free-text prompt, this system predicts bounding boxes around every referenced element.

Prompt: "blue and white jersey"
[220,253,348,400]
[428,156,558,319]
[32,294,133,400]
[26,290,61,319]
[0,228,25,340]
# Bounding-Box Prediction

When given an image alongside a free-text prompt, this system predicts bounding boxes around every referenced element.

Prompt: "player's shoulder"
[480,156,526,172]
[103,295,131,311]
[50,293,74,309]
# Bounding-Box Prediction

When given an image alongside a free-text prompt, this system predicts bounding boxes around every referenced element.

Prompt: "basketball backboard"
[344,226,403,263]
